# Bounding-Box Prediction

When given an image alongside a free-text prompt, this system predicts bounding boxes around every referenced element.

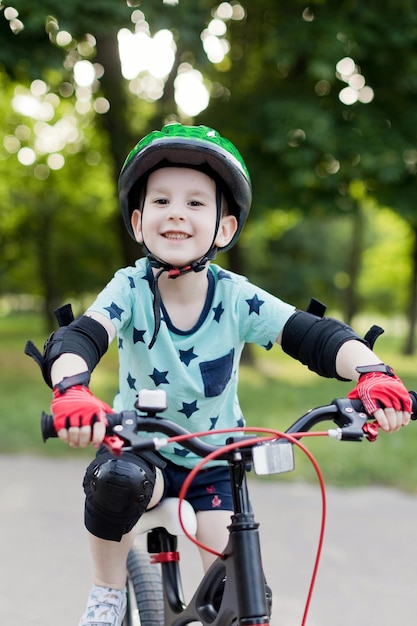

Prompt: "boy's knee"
[83,456,156,541]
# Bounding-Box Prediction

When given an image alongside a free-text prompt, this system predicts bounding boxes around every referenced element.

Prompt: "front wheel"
[124,539,164,626]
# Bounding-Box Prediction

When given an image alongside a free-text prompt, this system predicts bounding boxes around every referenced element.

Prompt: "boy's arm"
[336,339,410,433]
[334,338,384,381]
[26,309,117,448]
[277,310,411,433]
[49,312,117,448]
[49,312,115,384]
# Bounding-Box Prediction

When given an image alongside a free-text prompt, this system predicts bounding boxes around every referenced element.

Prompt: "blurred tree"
[1,0,417,351]
[201,0,417,347]
[0,0,221,264]
[0,69,120,326]
[0,0,234,322]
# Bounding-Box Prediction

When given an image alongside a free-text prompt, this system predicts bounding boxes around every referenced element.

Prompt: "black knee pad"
[91,458,155,513]
[84,454,156,541]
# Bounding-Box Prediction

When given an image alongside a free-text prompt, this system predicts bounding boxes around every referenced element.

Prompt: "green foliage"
[0,0,133,77]
[359,206,413,312]
[201,0,417,220]
[0,71,122,307]
[242,212,351,309]
[240,203,412,315]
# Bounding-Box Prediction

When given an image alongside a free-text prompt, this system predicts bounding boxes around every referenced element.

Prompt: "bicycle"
[41,389,417,626]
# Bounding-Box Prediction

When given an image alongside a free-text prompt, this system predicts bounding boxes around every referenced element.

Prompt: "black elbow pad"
[25,304,109,388]
[281,310,368,380]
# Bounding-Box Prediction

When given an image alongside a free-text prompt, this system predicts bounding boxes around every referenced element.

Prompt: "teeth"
[164,233,188,240]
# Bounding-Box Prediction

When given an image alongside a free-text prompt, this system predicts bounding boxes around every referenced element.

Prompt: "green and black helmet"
[118,123,252,252]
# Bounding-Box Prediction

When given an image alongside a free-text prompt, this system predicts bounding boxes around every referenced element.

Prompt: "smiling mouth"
[163,232,190,240]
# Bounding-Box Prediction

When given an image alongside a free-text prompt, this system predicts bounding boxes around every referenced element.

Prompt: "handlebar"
[40,391,417,460]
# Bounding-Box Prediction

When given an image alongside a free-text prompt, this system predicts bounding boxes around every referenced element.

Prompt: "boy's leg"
[87,467,164,587]
[196,509,233,571]
[79,468,164,625]
[197,510,272,616]
[88,529,136,589]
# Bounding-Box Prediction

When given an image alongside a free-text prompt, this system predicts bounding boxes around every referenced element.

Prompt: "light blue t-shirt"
[88,258,295,468]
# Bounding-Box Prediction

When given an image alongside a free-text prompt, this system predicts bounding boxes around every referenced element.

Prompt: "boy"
[26,123,411,626]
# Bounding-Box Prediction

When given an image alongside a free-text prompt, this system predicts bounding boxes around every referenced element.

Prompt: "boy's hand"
[51,385,113,448]
[348,369,411,432]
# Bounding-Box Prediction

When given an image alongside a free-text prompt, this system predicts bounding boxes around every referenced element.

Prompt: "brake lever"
[330,398,370,442]
[101,411,140,455]
[108,410,163,452]
[103,434,125,455]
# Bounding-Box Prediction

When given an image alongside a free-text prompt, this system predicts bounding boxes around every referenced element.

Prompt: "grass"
[2,312,417,491]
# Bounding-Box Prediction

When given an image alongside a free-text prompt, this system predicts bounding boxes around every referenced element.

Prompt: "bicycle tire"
[122,580,136,626]
[126,540,164,626]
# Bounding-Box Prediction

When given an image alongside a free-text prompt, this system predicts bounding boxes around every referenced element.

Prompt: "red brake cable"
[166,426,329,626]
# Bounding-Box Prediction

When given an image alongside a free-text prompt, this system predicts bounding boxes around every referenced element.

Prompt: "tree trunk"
[94,32,140,266]
[403,225,417,355]
[36,208,56,331]
[93,34,185,267]
[344,202,364,325]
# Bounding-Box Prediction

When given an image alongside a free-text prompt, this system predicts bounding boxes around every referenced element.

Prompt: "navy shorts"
[161,459,233,512]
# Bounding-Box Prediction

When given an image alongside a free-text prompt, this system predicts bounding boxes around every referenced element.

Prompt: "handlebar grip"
[40,412,124,442]
[41,412,57,442]
[349,391,417,419]
[409,391,417,419]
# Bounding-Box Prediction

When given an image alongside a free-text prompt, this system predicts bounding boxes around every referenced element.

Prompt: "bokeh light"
[336,56,374,105]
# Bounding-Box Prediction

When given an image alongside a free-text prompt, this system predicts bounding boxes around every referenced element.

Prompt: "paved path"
[2,454,417,625]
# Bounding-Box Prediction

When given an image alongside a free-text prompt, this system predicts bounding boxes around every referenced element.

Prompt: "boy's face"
[131,167,237,267]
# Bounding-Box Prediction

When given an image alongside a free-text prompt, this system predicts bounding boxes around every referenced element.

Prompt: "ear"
[214,214,238,249]
[131,209,143,243]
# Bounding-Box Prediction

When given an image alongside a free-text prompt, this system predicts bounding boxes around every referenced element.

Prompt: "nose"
[167,202,186,220]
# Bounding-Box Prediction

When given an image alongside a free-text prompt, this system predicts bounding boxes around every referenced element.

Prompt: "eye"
[189,199,204,208]
[153,197,169,205]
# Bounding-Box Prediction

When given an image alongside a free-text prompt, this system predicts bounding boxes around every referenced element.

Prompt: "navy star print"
[179,400,199,419]
[149,368,169,386]
[104,302,124,320]
[179,347,198,366]
[217,270,232,280]
[246,294,265,315]
[209,416,219,430]
[212,302,224,323]
[127,373,136,389]
[133,328,146,344]
[174,448,190,458]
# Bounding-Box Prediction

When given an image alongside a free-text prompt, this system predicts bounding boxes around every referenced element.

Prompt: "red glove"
[348,368,411,415]
[51,385,113,432]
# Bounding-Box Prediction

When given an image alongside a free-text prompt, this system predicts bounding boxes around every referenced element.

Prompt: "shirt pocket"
[199,349,234,398]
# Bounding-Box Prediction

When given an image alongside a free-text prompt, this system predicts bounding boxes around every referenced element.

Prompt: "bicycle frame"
[140,451,270,626]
